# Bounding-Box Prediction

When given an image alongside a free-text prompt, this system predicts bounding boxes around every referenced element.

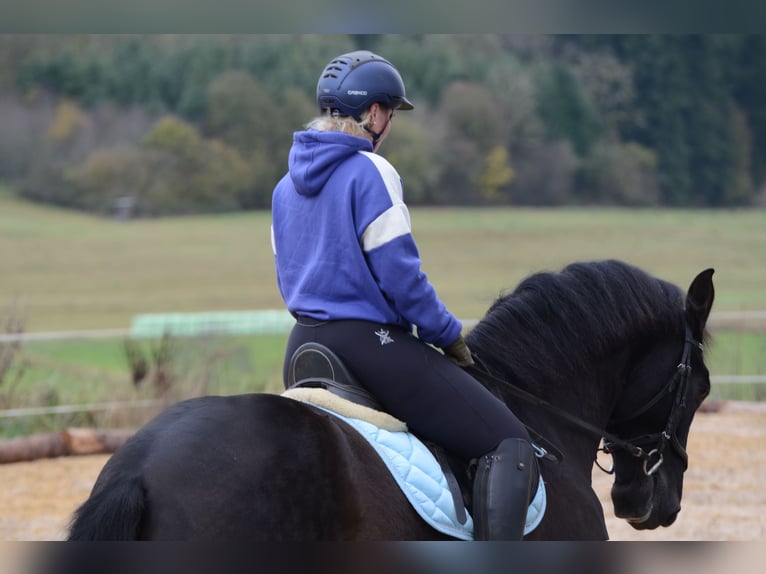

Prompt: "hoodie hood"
[288,130,373,197]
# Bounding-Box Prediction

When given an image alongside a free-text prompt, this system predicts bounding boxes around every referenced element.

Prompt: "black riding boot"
[473,437,538,540]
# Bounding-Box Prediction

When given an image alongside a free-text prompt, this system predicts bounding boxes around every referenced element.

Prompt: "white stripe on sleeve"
[361,203,411,252]
[270,224,277,255]
[358,151,412,252]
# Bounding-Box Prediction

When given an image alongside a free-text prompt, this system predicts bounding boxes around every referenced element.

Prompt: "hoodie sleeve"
[355,152,462,348]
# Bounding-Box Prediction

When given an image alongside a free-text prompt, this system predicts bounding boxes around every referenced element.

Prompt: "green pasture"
[1,190,765,436]
[1,189,765,332]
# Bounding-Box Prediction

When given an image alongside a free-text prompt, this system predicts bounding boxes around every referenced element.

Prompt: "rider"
[270,50,537,540]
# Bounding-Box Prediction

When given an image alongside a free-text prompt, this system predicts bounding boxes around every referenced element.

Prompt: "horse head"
[606,268,714,530]
[466,261,717,538]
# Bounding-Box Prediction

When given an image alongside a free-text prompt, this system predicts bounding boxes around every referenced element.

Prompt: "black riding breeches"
[283,318,530,460]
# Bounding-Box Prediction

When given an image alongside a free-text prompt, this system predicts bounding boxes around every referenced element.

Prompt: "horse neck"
[472,337,628,475]
[472,332,624,417]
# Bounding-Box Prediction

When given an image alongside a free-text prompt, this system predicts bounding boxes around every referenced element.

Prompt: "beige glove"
[442,335,475,367]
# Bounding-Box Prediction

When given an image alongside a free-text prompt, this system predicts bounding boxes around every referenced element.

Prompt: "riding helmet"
[316,50,414,121]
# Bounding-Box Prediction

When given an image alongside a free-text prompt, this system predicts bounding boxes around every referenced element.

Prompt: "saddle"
[284,342,472,520]
[286,342,384,411]
[282,342,547,538]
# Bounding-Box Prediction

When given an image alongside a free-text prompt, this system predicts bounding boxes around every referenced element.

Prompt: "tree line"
[0,34,763,215]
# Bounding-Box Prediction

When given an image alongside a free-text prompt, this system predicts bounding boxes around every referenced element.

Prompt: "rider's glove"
[442,335,475,368]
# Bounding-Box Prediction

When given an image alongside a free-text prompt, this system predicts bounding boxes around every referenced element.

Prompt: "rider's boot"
[472,437,538,540]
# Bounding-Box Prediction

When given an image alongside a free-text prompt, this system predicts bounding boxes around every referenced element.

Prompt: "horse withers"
[67,260,715,540]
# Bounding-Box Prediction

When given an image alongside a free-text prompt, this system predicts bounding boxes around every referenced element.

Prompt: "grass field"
[2,189,765,331]
[1,189,765,435]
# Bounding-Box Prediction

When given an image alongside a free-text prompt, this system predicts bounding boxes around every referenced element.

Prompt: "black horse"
[67,260,715,541]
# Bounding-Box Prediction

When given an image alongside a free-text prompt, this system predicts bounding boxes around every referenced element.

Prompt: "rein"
[468,324,702,477]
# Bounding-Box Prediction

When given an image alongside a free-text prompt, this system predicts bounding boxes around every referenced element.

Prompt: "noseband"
[598,325,703,476]
[470,324,703,477]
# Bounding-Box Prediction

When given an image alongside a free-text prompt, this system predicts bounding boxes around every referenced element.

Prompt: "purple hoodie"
[270,129,461,348]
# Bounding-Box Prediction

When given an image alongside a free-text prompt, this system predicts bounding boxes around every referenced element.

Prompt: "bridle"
[598,324,703,476]
[469,323,703,478]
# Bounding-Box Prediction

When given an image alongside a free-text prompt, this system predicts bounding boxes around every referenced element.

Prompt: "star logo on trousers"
[374,329,394,345]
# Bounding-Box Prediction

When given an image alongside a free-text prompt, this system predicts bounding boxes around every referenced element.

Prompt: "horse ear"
[685,268,715,336]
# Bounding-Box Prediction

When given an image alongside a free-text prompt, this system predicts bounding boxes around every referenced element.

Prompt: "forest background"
[1,34,765,215]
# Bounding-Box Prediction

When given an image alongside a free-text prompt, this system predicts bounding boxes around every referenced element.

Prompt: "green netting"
[130,310,294,338]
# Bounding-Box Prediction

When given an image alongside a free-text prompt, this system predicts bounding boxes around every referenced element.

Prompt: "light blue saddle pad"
[321,408,547,540]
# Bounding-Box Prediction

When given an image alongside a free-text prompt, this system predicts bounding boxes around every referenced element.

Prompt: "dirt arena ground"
[0,402,763,541]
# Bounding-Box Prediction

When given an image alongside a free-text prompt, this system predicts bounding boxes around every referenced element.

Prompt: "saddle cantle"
[286,342,384,410]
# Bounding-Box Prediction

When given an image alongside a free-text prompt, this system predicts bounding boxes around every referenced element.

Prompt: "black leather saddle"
[286,342,384,411]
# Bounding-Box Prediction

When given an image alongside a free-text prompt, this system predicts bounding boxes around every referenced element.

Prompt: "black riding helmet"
[316,50,414,121]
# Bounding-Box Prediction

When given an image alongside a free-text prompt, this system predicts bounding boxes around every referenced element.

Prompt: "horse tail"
[67,474,145,540]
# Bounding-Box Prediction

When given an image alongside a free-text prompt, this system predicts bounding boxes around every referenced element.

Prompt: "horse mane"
[466,260,685,385]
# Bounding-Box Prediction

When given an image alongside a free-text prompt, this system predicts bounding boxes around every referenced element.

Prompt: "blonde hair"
[305,109,374,138]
